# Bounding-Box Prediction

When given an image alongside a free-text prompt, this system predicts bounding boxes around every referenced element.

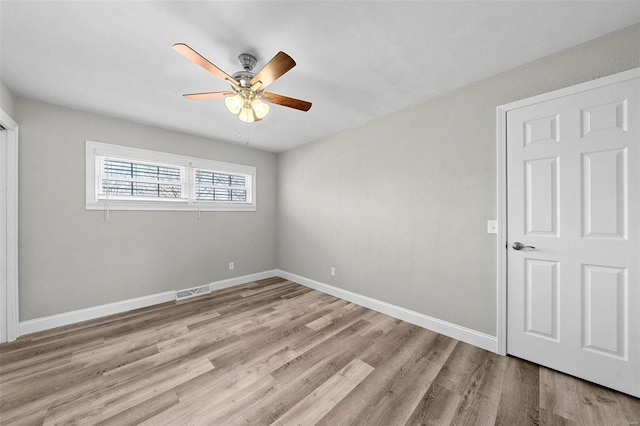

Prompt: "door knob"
[512,242,535,250]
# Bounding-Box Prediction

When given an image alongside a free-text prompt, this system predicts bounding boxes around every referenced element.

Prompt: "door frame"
[0,107,19,343]
[495,67,640,356]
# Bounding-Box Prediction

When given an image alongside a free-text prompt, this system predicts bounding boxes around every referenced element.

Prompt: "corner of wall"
[0,79,17,119]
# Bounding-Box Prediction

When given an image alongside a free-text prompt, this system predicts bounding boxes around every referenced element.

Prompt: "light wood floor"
[1,277,638,425]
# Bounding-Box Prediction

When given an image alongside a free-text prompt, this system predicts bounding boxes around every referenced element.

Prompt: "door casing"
[0,108,19,343]
[495,67,640,356]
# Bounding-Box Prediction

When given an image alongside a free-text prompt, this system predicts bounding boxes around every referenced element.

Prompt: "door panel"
[524,259,559,340]
[581,148,627,238]
[525,157,559,236]
[581,264,626,358]
[507,75,639,397]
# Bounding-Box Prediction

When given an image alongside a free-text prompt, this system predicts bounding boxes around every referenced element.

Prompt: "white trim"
[498,68,640,112]
[277,270,498,353]
[495,102,508,356]
[19,291,177,336]
[0,129,6,343]
[18,270,278,336]
[209,270,278,292]
[495,67,640,356]
[0,108,19,343]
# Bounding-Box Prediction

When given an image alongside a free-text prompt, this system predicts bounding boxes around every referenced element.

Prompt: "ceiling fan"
[173,43,312,123]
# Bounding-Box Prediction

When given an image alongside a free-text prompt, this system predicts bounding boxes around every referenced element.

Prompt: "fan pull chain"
[235,120,250,145]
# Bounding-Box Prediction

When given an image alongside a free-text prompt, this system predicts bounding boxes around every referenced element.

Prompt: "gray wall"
[16,98,277,320]
[277,24,640,336]
[1,79,16,118]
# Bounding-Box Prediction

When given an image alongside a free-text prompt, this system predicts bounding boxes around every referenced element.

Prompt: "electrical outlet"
[229,262,234,270]
[331,267,336,276]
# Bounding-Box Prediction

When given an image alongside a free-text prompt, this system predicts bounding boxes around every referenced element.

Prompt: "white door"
[506,72,639,397]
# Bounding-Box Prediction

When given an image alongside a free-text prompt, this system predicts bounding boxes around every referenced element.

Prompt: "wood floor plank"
[1,277,637,426]
[181,374,282,426]
[95,389,180,426]
[238,321,377,425]
[101,335,215,385]
[494,356,540,426]
[0,351,73,384]
[139,349,292,425]
[304,299,353,330]
[355,354,445,426]
[618,391,640,425]
[270,318,373,386]
[540,366,582,423]
[1,361,104,410]
[575,379,630,426]
[427,341,490,394]
[360,319,426,365]
[348,333,458,426]
[539,407,577,426]
[271,358,374,426]
[42,357,214,425]
[290,306,373,355]
[0,375,103,425]
[358,314,400,337]
[316,325,438,425]
[449,351,507,426]
[405,382,463,426]
[0,335,105,366]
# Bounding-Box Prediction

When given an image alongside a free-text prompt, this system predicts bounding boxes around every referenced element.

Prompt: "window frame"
[86,140,256,211]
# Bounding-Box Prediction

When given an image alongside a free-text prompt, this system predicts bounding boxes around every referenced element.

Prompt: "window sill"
[85,200,256,212]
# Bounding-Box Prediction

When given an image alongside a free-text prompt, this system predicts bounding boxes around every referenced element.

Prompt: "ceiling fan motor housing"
[231,70,255,88]
[232,53,257,87]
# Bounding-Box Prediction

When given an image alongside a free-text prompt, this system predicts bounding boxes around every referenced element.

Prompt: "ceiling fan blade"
[250,52,296,89]
[183,91,234,100]
[263,92,312,111]
[173,43,235,83]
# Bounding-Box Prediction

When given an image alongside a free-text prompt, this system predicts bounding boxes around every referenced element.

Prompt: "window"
[99,158,187,201]
[86,141,256,211]
[194,169,249,202]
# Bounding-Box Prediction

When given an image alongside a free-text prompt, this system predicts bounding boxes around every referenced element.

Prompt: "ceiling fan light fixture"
[224,94,243,115]
[252,99,270,119]
[238,105,256,123]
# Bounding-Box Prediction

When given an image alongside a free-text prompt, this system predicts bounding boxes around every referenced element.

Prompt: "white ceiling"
[1,1,639,152]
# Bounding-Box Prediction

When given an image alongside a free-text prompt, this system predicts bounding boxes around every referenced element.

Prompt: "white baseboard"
[18,270,278,337]
[276,270,498,353]
[19,291,176,336]
[209,270,278,292]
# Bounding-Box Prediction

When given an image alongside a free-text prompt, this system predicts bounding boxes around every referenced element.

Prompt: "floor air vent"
[176,285,211,301]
